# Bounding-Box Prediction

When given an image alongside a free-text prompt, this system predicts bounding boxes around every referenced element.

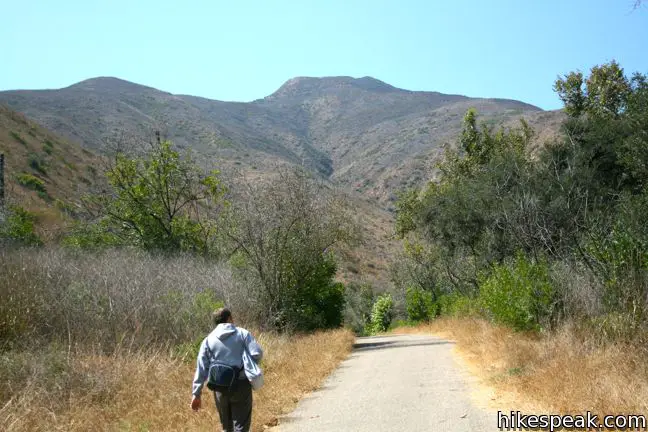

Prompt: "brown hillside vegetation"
[0,77,563,204]
[0,101,395,286]
[396,319,648,417]
[0,104,101,239]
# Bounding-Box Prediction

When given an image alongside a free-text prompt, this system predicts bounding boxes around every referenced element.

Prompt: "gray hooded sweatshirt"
[192,323,263,397]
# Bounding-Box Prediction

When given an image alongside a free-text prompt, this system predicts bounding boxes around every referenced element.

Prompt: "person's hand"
[191,395,201,411]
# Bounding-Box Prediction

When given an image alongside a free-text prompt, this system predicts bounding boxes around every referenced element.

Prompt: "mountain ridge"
[0,75,559,205]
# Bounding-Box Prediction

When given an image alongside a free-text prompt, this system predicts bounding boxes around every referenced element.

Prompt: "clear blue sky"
[2,0,647,110]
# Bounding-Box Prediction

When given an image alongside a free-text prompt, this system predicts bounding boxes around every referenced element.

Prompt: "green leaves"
[391,61,648,334]
[554,70,586,117]
[555,61,632,118]
[586,61,631,117]
[405,286,436,322]
[394,189,421,238]
[82,138,227,255]
[0,205,41,246]
[479,254,555,331]
[15,173,46,193]
[369,293,394,334]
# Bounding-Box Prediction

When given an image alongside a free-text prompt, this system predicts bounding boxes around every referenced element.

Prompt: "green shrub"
[479,253,555,331]
[161,289,224,338]
[9,131,27,146]
[369,293,394,334]
[54,199,76,216]
[37,190,52,202]
[390,319,419,330]
[191,291,224,324]
[16,172,46,193]
[436,292,483,317]
[344,282,375,335]
[585,191,648,317]
[63,160,77,171]
[28,153,47,175]
[283,257,346,331]
[42,140,54,155]
[405,286,436,322]
[61,221,123,249]
[0,206,41,246]
[172,336,204,364]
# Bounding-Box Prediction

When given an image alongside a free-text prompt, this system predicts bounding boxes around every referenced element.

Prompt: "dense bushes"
[344,282,375,334]
[393,62,648,336]
[436,292,481,317]
[405,287,436,322]
[0,248,236,351]
[479,255,556,331]
[368,293,394,334]
[0,205,41,245]
[281,256,347,331]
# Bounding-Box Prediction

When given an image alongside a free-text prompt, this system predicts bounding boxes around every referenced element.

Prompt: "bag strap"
[205,337,214,359]
[241,331,260,367]
[238,329,247,369]
[204,329,245,370]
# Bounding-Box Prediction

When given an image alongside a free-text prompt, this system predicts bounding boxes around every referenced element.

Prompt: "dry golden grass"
[395,318,648,416]
[1,329,355,432]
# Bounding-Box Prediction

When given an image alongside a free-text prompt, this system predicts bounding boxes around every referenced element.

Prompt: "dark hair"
[212,307,232,326]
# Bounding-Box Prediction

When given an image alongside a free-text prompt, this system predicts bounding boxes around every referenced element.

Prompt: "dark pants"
[213,379,253,432]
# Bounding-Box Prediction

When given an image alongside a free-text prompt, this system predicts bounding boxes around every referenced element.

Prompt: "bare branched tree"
[226,167,361,330]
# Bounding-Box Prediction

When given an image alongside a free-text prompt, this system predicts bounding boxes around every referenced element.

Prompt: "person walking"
[191,307,263,432]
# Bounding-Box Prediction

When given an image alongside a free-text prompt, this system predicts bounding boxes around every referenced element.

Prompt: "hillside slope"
[0,103,395,287]
[0,104,101,239]
[0,76,562,204]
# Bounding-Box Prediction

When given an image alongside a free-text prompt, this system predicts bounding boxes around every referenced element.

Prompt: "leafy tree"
[393,61,648,332]
[405,286,436,322]
[618,73,648,188]
[549,64,648,210]
[554,60,631,118]
[553,71,586,117]
[344,282,375,334]
[394,189,420,238]
[226,168,360,331]
[79,136,227,255]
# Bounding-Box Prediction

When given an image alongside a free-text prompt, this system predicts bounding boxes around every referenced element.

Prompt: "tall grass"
[0,247,246,350]
[1,331,355,431]
[0,247,356,431]
[396,318,648,416]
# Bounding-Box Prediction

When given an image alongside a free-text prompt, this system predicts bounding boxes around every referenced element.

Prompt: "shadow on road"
[352,339,454,351]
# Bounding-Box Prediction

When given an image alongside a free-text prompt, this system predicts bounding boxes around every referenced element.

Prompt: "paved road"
[274,334,497,431]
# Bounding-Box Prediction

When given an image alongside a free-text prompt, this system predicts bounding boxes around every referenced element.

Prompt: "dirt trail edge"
[272,334,498,431]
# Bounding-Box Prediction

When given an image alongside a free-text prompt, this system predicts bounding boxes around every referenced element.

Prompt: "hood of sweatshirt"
[214,323,238,340]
